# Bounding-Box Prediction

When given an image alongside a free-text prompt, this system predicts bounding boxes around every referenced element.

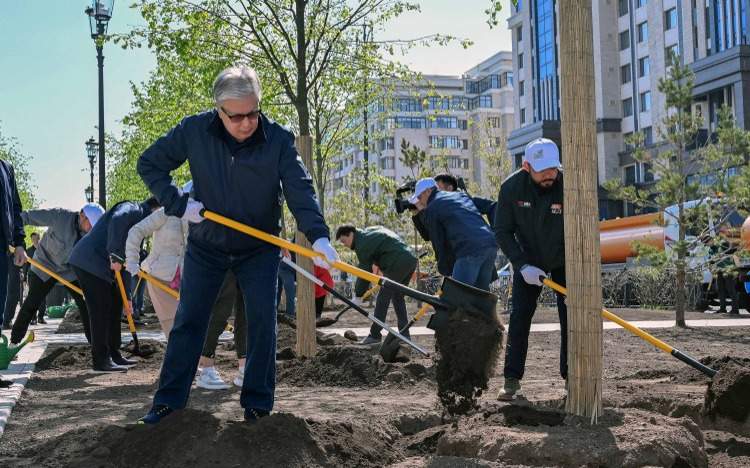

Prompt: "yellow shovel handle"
[361,285,380,301]
[414,303,432,321]
[542,278,673,354]
[114,269,137,334]
[202,210,381,285]
[138,270,180,299]
[10,247,84,296]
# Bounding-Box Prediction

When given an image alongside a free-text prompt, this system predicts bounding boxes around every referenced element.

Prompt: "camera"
[394,180,417,214]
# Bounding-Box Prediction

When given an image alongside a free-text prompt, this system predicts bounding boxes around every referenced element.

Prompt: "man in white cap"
[494,138,567,400]
[9,203,105,347]
[411,177,498,291]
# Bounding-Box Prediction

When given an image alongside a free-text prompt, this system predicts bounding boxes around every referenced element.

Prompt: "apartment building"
[507,0,750,218]
[327,51,515,200]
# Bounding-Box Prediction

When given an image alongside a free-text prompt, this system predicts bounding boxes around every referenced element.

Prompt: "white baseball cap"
[524,138,561,171]
[81,203,105,227]
[409,178,437,204]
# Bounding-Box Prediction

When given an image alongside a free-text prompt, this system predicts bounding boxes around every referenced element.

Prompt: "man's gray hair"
[213,66,262,104]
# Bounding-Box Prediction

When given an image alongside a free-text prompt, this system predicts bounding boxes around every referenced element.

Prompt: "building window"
[623,97,633,117]
[624,165,637,185]
[638,56,650,77]
[637,22,648,43]
[637,0,647,8]
[447,157,469,170]
[642,126,653,145]
[518,53,524,68]
[487,117,502,128]
[378,137,395,151]
[665,44,679,62]
[519,80,525,96]
[428,116,458,129]
[517,27,523,42]
[619,30,630,51]
[479,95,492,107]
[639,91,652,111]
[429,136,463,149]
[394,97,422,112]
[618,0,629,16]
[379,157,395,170]
[665,8,678,30]
[521,108,526,124]
[394,116,426,129]
[621,63,632,84]
[459,119,468,130]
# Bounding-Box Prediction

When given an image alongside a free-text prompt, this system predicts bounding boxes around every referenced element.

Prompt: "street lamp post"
[85,1,114,208]
[85,137,98,203]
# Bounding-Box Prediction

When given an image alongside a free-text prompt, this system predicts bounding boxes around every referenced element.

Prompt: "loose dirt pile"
[414,403,708,468]
[433,308,503,415]
[276,345,433,387]
[13,409,401,468]
[620,355,750,385]
[35,342,166,371]
[703,363,750,424]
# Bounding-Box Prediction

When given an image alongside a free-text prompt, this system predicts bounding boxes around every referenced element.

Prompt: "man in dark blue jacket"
[412,178,497,291]
[136,66,337,425]
[69,198,161,372]
[0,159,26,389]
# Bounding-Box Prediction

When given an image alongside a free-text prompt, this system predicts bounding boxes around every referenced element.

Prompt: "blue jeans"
[131,276,146,319]
[153,241,280,412]
[277,265,296,317]
[451,247,497,291]
[504,267,567,380]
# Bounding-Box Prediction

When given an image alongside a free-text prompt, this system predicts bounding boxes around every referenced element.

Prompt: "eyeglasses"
[220,106,261,123]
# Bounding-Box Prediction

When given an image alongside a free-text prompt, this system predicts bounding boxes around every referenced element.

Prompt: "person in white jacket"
[124,208,187,338]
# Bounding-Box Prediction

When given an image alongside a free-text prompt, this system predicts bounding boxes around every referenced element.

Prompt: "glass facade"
[534,0,559,121]
[712,0,749,52]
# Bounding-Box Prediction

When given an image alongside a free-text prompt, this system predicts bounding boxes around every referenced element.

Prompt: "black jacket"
[137,111,329,254]
[494,169,565,273]
[0,160,25,249]
[422,190,497,276]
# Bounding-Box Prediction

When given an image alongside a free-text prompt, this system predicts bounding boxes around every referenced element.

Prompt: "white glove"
[182,198,205,224]
[312,238,339,270]
[125,261,141,276]
[520,265,547,286]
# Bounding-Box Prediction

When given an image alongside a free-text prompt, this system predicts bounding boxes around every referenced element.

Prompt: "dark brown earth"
[1,305,749,467]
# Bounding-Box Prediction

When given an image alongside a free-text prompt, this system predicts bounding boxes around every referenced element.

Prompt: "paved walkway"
[1,315,749,436]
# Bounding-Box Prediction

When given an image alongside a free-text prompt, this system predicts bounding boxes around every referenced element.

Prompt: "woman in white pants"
[124,207,187,338]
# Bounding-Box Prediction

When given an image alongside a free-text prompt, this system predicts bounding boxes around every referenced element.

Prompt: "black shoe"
[244,408,269,423]
[37,317,47,325]
[30,319,37,325]
[138,404,175,425]
[92,359,128,373]
[111,353,137,367]
[0,377,13,388]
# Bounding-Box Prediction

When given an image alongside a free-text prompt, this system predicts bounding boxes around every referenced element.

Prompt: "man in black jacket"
[0,159,27,388]
[494,138,567,400]
[136,66,337,424]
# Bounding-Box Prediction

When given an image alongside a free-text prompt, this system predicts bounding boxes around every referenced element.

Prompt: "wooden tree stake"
[295,135,317,358]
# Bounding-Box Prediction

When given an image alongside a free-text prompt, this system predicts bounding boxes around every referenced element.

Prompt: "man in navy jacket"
[412,178,497,291]
[0,159,27,389]
[136,66,337,424]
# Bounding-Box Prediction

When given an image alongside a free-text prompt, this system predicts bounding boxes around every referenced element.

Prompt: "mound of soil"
[620,355,750,385]
[433,308,503,415]
[276,345,431,387]
[19,409,402,468]
[427,404,707,467]
[276,320,349,350]
[703,363,750,423]
[35,342,166,371]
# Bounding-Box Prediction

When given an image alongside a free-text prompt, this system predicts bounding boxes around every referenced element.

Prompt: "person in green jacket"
[335,225,417,345]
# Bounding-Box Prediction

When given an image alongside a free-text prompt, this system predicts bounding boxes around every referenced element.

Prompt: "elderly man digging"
[137,66,337,424]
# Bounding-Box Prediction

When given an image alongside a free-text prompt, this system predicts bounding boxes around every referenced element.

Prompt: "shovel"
[543,278,717,377]
[380,303,432,363]
[114,269,144,357]
[200,210,498,330]
[22,255,84,296]
[281,257,429,356]
[316,285,379,327]
[137,270,180,299]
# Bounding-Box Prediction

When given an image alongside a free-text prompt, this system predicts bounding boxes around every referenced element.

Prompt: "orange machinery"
[599,213,665,264]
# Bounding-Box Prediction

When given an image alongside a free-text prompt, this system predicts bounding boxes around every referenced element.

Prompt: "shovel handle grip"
[202,210,381,284]
[114,270,137,334]
[18,252,84,296]
[414,303,431,321]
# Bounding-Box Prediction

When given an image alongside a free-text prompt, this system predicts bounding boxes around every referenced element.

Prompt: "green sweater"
[353,226,417,296]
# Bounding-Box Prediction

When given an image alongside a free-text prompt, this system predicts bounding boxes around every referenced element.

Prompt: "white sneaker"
[195,367,230,390]
[233,369,245,388]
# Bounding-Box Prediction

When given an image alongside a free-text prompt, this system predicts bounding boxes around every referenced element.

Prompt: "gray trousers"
[202,271,247,359]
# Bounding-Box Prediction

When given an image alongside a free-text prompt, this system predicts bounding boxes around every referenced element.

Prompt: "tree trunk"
[675,203,687,327]
[293,0,316,358]
[559,0,603,423]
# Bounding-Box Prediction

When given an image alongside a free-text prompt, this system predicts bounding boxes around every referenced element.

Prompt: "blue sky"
[0,1,510,210]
